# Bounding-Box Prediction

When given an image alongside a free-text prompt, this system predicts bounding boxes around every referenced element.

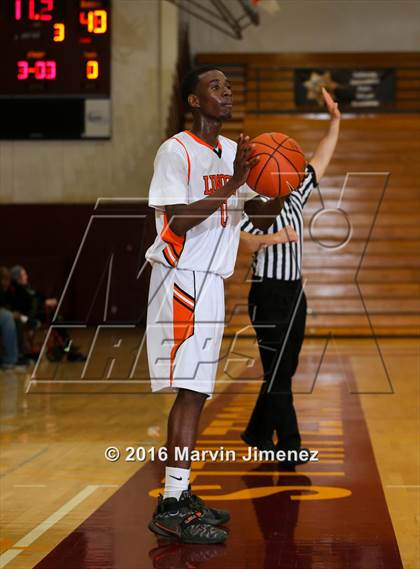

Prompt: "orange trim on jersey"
[173,283,195,309]
[172,136,191,182]
[161,213,186,267]
[170,285,195,385]
[174,283,195,305]
[220,202,227,227]
[185,130,222,153]
[162,247,177,268]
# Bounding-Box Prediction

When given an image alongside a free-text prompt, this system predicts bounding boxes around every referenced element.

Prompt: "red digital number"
[34,60,46,79]
[15,0,22,20]
[29,0,54,21]
[17,61,29,80]
[17,60,56,80]
[45,60,56,79]
[16,0,54,21]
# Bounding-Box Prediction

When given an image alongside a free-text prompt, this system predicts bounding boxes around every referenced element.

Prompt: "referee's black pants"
[246,278,307,451]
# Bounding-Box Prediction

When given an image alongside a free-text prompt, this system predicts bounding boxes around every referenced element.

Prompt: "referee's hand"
[322,87,341,120]
[262,226,298,248]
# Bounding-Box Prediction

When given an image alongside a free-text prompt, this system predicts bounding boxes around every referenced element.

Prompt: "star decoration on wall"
[303,71,338,106]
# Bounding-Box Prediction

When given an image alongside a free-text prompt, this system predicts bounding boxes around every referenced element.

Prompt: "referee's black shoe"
[276,447,310,471]
[148,495,228,544]
[240,430,276,452]
[181,486,230,525]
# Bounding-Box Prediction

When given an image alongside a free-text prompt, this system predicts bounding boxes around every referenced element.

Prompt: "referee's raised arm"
[309,87,341,182]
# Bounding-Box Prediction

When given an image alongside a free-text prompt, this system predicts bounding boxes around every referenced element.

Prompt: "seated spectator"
[10,265,86,363]
[0,266,22,369]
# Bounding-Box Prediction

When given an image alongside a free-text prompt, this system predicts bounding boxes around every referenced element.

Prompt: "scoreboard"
[0,0,111,139]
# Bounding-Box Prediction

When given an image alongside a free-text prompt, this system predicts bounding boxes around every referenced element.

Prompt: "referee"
[240,88,341,467]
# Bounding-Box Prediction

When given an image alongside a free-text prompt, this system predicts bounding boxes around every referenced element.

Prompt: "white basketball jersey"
[145,130,257,278]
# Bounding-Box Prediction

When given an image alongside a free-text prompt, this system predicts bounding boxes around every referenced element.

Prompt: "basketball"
[247,132,306,198]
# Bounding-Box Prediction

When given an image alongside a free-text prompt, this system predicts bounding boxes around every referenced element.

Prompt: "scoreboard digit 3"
[0,0,111,139]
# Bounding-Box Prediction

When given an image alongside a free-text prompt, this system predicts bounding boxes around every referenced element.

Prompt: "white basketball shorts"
[146,262,225,396]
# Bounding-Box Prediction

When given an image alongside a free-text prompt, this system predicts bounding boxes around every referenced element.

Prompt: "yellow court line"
[197,440,345,447]
[301,441,344,446]
[0,485,117,569]
[318,455,345,458]
[190,471,345,477]
[300,431,343,436]
[191,458,344,465]
[306,448,344,452]
[13,485,47,488]
[197,440,247,444]
[206,427,345,435]
[385,485,420,489]
[195,446,345,452]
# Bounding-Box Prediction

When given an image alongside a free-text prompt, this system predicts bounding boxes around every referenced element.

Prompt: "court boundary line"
[0,485,118,568]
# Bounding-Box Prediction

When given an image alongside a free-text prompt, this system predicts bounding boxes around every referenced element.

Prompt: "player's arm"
[243,195,286,232]
[241,225,298,253]
[166,135,258,236]
[309,87,341,181]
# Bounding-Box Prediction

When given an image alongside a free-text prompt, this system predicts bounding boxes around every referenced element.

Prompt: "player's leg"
[147,267,228,542]
[149,387,228,543]
[164,386,230,522]
[164,387,207,499]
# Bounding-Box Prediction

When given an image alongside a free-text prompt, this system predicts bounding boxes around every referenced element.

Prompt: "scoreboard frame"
[0,0,111,139]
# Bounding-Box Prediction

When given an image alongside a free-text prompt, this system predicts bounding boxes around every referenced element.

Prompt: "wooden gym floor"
[0,334,418,569]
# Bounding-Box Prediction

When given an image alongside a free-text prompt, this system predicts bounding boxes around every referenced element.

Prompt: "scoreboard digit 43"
[0,0,111,139]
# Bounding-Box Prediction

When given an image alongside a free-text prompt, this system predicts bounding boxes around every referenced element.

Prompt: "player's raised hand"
[322,87,341,120]
[231,133,259,189]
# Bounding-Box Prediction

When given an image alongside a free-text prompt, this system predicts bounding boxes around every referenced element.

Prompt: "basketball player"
[146,65,286,543]
[240,88,341,468]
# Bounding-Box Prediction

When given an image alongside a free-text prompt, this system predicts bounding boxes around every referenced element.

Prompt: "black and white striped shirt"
[241,165,317,280]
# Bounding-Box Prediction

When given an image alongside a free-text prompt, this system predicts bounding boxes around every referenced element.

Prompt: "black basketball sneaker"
[181,486,230,525]
[148,495,228,544]
[277,447,310,471]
